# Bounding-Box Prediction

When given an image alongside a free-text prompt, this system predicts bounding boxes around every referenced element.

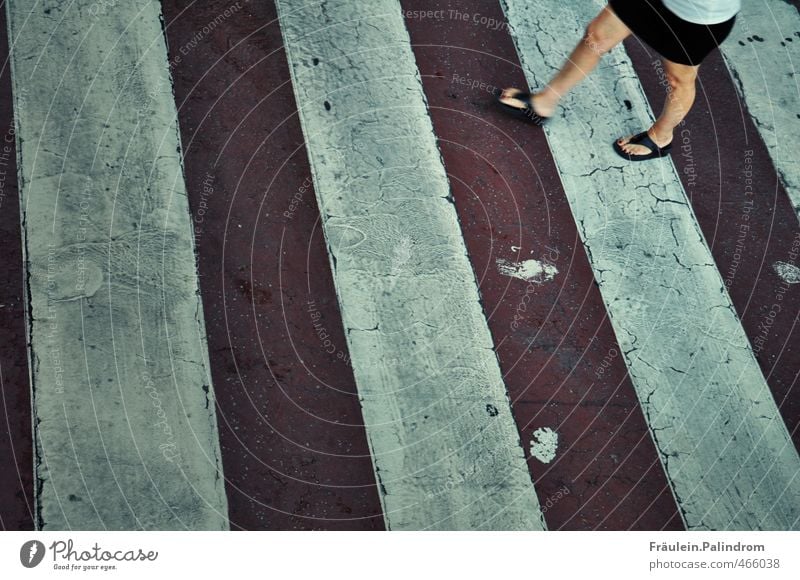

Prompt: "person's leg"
[499,4,632,117]
[618,58,699,154]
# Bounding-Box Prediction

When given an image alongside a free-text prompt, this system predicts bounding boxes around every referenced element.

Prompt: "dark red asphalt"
[0,4,34,531]
[401,0,683,529]
[161,0,384,529]
[624,37,800,448]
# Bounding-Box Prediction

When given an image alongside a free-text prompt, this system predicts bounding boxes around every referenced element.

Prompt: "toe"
[500,87,519,100]
[627,144,651,156]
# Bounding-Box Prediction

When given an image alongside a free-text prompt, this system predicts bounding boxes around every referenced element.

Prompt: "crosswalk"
[1,0,798,530]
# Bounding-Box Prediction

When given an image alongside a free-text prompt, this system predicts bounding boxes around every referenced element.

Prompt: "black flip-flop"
[613,130,673,161]
[496,88,551,126]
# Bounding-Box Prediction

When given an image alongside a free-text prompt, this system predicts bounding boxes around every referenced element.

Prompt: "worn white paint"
[530,428,559,463]
[773,261,800,284]
[720,2,800,221]
[6,0,227,529]
[501,0,800,530]
[497,257,558,283]
[275,0,545,530]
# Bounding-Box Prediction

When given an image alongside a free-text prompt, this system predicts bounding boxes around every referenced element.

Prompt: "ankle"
[537,85,562,106]
[648,126,673,146]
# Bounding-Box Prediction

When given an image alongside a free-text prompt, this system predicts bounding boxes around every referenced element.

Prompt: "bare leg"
[619,58,699,154]
[499,5,632,117]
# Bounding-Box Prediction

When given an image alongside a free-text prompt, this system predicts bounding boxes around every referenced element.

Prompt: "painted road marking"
[6,0,227,529]
[720,1,800,220]
[276,0,545,530]
[622,21,800,452]
[501,0,800,529]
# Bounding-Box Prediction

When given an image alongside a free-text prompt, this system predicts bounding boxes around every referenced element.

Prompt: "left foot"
[612,127,674,161]
[616,127,672,156]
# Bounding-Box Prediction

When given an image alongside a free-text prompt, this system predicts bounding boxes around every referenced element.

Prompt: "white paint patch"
[773,261,800,284]
[530,428,558,463]
[497,258,558,283]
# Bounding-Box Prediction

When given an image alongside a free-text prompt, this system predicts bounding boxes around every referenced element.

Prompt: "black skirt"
[608,0,737,65]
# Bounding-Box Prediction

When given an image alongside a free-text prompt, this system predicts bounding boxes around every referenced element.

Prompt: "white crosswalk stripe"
[500,0,800,529]
[5,0,228,529]
[275,0,546,530]
[720,0,800,221]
